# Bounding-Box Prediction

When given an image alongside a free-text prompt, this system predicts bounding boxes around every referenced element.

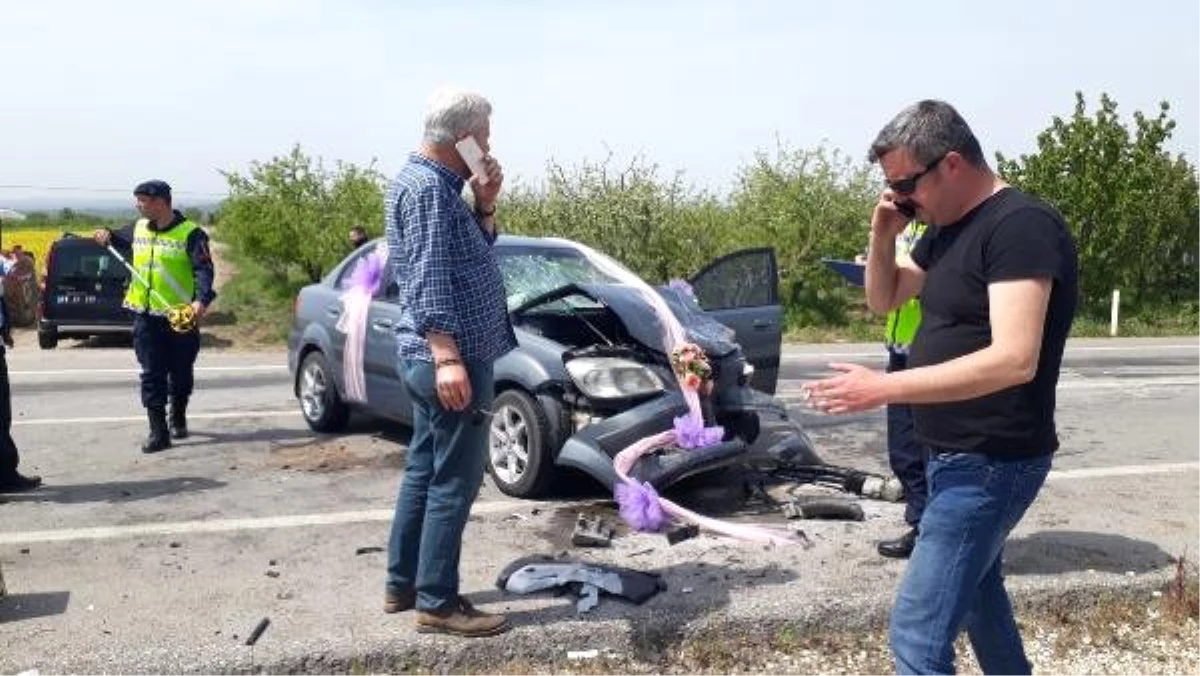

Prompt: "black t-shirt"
[909,187,1079,457]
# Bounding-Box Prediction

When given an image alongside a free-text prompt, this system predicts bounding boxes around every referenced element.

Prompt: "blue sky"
[1,0,1196,206]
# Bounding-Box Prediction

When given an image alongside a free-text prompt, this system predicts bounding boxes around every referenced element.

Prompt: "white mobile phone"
[454,135,489,185]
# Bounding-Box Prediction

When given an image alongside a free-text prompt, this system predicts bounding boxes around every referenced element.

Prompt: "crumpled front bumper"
[553,385,822,491]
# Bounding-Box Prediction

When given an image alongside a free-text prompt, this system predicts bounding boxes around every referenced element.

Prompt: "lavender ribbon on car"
[336,244,388,402]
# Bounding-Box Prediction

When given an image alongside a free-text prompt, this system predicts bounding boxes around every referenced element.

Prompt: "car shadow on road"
[0,477,224,505]
[470,559,799,661]
[1004,530,1175,575]
[0,591,70,623]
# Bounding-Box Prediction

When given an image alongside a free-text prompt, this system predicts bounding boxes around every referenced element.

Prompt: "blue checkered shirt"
[385,154,517,364]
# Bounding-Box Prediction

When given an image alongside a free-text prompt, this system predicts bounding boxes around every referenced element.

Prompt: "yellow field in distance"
[5,228,91,277]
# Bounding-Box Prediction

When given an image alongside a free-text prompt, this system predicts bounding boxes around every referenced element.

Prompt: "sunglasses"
[887,154,946,195]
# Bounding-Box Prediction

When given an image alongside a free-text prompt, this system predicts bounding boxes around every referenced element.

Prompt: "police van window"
[56,248,128,280]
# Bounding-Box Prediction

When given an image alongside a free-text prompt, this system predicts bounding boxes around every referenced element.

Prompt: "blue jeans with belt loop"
[889,451,1052,675]
[386,358,494,612]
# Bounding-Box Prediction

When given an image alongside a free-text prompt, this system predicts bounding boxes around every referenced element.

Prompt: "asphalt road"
[0,335,1196,673]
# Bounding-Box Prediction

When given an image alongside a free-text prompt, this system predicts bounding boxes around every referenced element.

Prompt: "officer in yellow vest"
[876,221,927,559]
[94,180,217,453]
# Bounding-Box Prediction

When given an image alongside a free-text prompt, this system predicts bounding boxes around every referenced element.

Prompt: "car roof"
[365,234,582,251]
[50,234,104,247]
[495,234,581,251]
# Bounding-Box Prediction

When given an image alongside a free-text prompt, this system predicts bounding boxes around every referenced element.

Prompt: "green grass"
[206,248,309,347]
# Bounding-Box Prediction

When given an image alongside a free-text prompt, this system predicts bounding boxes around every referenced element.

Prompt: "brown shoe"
[416,596,510,637]
[383,588,416,614]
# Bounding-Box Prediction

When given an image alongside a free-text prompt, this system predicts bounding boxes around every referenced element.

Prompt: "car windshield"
[496,245,628,310]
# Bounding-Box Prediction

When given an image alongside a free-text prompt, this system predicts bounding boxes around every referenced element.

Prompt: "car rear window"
[52,244,129,281]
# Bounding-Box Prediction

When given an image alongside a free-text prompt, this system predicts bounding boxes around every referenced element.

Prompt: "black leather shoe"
[0,473,42,492]
[877,527,918,559]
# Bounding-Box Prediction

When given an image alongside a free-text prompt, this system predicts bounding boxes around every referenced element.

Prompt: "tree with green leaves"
[501,155,733,282]
[218,144,384,284]
[997,93,1199,318]
[729,143,878,325]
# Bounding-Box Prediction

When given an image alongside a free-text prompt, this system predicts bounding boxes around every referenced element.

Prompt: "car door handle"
[752,319,773,329]
[371,319,394,330]
[326,306,341,318]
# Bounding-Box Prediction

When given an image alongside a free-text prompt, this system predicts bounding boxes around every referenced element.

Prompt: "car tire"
[38,328,58,350]
[297,350,349,433]
[487,389,554,498]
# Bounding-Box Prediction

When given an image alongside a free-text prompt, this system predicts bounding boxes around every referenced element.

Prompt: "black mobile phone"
[895,200,916,219]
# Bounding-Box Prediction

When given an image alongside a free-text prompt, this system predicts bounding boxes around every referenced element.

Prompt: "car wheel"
[297,350,349,433]
[38,328,58,350]
[487,389,554,498]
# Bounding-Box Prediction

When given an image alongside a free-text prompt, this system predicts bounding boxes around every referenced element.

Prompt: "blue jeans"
[386,358,494,612]
[886,350,927,527]
[889,451,1052,675]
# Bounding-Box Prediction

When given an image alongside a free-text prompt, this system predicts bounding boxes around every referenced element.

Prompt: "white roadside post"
[1110,289,1121,337]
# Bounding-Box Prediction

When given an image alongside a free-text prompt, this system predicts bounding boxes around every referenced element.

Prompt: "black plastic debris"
[571,513,614,547]
[781,497,864,521]
[245,617,270,646]
[752,460,904,503]
[666,523,700,545]
[355,546,384,555]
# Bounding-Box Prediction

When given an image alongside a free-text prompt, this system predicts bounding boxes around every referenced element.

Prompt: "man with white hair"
[381,86,515,637]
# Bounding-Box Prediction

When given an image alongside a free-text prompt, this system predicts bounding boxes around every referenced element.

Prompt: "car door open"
[687,247,783,393]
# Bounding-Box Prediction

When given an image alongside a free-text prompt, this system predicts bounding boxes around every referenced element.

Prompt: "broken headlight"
[565,357,665,400]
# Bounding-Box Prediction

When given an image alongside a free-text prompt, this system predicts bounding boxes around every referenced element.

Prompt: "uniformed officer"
[94,180,216,453]
[876,220,927,558]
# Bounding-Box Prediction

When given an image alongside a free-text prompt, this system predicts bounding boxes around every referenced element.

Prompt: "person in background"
[94,180,217,453]
[349,225,369,250]
[0,251,40,493]
[875,220,928,559]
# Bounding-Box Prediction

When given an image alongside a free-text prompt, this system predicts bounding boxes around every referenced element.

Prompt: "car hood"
[513,282,739,358]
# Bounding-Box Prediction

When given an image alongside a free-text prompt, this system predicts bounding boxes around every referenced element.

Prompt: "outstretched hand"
[800,362,889,415]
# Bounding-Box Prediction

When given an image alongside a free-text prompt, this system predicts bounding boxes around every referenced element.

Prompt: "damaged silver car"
[287,236,821,498]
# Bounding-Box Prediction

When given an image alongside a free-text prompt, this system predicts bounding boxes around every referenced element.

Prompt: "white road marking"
[11,365,287,377]
[1,463,1193,546]
[775,377,1198,403]
[0,500,537,545]
[1047,462,1199,481]
[782,344,1198,361]
[13,410,300,426]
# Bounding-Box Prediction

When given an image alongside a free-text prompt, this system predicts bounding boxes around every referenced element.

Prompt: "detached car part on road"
[287,236,821,498]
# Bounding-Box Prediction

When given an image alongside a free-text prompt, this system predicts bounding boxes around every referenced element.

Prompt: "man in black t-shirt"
[803,100,1078,675]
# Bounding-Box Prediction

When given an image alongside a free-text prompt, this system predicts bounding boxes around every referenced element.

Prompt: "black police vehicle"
[37,234,134,349]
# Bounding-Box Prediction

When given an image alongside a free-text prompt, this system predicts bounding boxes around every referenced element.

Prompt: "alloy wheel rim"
[489,403,529,485]
[299,361,327,421]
